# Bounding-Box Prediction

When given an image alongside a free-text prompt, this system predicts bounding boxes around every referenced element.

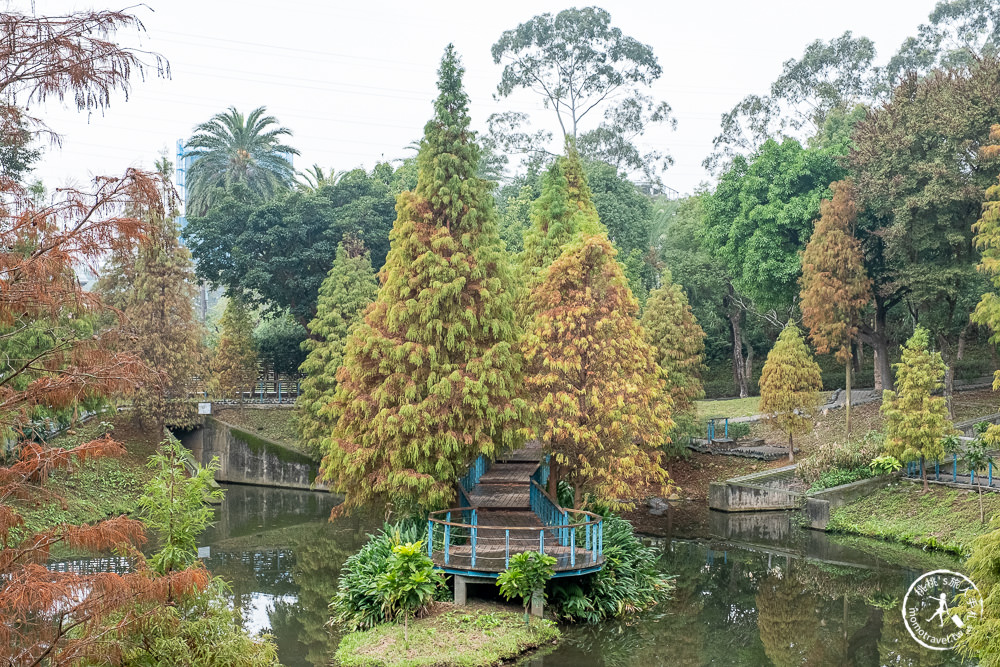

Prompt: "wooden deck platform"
[430,446,604,576]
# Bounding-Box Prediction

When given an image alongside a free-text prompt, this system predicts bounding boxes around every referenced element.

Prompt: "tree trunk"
[979,483,985,524]
[788,432,794,462]
[940,323,971,420]
[547,458,559,499]
[729,310,749,399]
[861,298,894,392]
[854,340,863,374]
[845,354,852,441]
[943,361,956,420]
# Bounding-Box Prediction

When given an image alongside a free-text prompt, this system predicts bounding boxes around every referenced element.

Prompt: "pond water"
[185,484,973,667]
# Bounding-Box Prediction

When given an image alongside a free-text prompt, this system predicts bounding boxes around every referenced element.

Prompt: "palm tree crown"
[183,105,300,214]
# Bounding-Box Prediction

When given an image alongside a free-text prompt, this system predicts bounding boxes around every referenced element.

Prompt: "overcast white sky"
[19,0,941,197]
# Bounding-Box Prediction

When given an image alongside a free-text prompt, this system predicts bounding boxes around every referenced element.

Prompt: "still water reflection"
[189,485,972,667]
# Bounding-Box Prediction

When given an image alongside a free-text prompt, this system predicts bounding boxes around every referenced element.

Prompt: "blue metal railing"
[903,456,997,488]
[460,454,489,491]
[427,502,603,574]
[531,455,550,488]
[531,481,568,546]
[707,417,729,440]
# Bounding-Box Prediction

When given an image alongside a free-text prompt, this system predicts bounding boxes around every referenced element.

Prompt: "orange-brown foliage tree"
[799,179,871,438]
[523,233,674,509]
[0,8,213,665]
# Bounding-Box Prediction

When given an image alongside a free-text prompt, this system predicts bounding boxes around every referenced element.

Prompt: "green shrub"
[119,579,279,666]
[377,541,444,643]
[496,551,556,627]
[797,430,884,484]
[870,455,902,476]
[331,520,443,632]
[549,516,671,622]
[808,465,872,492]
[728,421,751,440]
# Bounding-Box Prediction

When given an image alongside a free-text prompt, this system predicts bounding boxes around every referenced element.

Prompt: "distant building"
[175,138,196,230]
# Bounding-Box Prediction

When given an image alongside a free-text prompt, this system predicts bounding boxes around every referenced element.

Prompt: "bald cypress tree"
[881,327,952,492]
[524,233,673,509]
[297,237,377,458]
[321,46,524,513]
[641,269,706,451]
[520,143,603,290]
[759,325,822,462]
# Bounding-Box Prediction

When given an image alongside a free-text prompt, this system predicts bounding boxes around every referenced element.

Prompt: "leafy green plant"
[120,578,279,666]
[376,541,444,644]
[138,435,222,575]
[797,430,884,484]
[728,421,751,440]
[548,515,672,622]
[964,436,995,524]
[331,520,431,632]
[808,465,872,492]
[870,455,902,476]
[496,551,556,627]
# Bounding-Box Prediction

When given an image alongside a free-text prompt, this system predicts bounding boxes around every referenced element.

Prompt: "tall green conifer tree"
[641,269,706,450]
[759,325,822,462]
[520,144,603,291]
[211,298,258,405]
[297,237,377,458]
[321,46,523,513]
[881,327,952,491]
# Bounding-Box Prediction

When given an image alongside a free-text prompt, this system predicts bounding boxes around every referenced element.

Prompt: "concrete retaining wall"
[179,416,324,491]
[708,465,806,512]
[805,473,899,530]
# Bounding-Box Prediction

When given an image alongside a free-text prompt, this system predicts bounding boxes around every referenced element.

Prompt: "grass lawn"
[213,407,302,452]
[695,396,760,421]
[335,606,558,667]
[827,481,1000,555]
[10,416,161,547]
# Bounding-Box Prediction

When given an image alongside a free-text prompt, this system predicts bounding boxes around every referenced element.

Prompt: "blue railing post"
[586,522,591,551]
[991,462,994,487]
[445,512,451,565]
[725,418,729,439]
[972,469,976,486]
[277,381,281,402]
[505,530,510,568]
[570,526,576,567]
[936,460,940,481]
[562,510,568,546]
[954,454,958,482]
[590,520,604,563]
[427,520,433,558]
[598,520,603,560]
[471,524,477,568]
[539,530,544,554]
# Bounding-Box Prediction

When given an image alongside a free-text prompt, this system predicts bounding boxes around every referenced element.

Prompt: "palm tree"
[183,106,300,215]
[297,164,342,191]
